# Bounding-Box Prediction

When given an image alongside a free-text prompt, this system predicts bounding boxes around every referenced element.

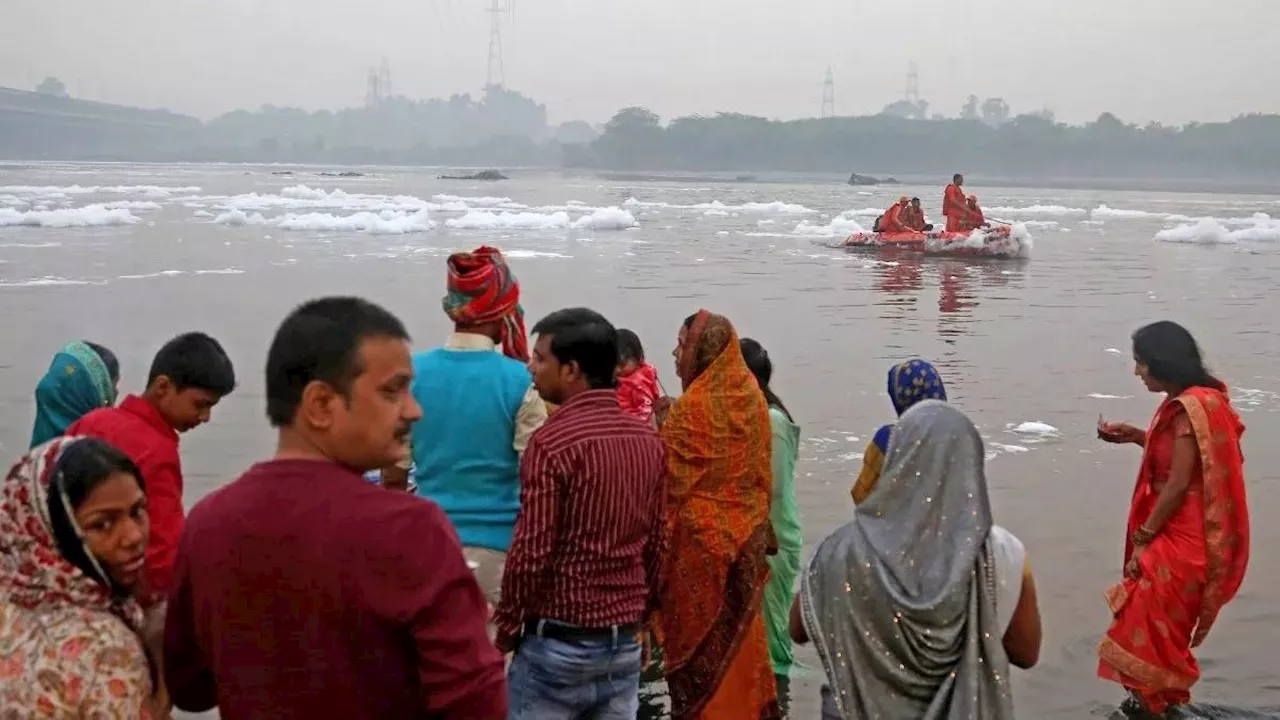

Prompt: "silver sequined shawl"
[799,400,1015,720]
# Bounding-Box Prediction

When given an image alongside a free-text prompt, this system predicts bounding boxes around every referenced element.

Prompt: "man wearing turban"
[407,246,547,609]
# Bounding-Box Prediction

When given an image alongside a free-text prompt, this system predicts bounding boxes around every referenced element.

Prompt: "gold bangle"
[1132,526,1157,545]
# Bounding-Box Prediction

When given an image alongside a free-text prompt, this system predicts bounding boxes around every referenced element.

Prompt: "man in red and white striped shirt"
[494,307,667,720]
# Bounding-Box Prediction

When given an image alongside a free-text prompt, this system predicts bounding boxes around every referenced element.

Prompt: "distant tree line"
[575,107,1280,179]
[6,77,1280,181]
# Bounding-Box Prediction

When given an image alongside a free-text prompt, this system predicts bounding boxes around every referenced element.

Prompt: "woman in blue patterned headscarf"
[30,341,120,448]
[851,358,947,504]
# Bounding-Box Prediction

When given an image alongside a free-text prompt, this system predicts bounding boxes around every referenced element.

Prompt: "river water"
[1,163,1278,718]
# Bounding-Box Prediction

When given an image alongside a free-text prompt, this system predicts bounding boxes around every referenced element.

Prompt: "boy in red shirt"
[616,329,660,425]
[68,331,236,600]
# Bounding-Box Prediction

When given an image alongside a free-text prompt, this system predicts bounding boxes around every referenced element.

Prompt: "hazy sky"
[4,0,1278,126]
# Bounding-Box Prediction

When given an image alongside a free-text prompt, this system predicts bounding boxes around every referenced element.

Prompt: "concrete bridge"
[0,87,202,159]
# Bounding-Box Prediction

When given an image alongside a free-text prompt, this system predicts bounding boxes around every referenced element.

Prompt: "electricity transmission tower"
[820,66,836,118]
[905,61,920,103]
[486,0,512,89]
[364,58,393,107]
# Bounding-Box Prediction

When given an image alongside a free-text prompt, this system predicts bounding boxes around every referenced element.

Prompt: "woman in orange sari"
[654,310,780,720]
[1096,321,1249,716]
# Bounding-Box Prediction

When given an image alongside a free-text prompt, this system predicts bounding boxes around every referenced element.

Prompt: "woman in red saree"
[1097,321,1249,716]
[654,310,780,720]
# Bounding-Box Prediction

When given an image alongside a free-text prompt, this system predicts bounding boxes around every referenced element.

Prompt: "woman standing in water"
[1097,321,1249,716]
[794,401,1041,719]
[0,437,158,717]
[740,337,802,713]
[655,311,779,719]
[851,358,947,504]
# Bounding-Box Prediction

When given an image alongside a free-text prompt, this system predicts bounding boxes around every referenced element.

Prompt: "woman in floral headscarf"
[654,310,780,720]
[0,437,156,717]
[851,358,947,505]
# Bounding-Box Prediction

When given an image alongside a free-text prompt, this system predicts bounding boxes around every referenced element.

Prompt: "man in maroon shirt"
[67,331,236,599]
[495,307,667,720]
[163,296,507,720]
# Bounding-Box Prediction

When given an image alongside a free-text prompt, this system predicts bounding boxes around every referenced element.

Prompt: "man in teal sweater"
[411,246,547,605]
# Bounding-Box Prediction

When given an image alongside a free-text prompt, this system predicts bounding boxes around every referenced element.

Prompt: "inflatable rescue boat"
[841,224,1023,257]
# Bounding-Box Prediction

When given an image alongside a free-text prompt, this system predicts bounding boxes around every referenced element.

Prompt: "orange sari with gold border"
[1098,385,1249,713]
[657,312,780,720]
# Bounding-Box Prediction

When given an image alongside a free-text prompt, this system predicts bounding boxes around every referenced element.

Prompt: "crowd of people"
[872,174,990,234]
[0,242,1251,720]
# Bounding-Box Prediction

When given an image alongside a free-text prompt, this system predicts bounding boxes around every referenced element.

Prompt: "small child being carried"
[616,328,661,425]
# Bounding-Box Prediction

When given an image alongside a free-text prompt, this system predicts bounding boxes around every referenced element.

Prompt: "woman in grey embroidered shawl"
[791,400,1042,719]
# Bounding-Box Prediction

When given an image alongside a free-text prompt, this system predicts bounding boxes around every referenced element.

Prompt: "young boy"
[616,328,661,424]
[68,331,236,601]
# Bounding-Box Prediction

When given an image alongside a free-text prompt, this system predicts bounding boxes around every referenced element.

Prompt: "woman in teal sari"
[30,341,120,448]
[740,337,802,714]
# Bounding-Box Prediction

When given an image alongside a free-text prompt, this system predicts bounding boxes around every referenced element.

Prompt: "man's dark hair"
[265,297,410,428]
[148,332,236,396]
[617,328,645,364]
[910,197,921,204]
[531,308,618,390]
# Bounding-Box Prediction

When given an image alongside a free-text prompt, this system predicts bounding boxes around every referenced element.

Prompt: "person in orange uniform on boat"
[942,173,966,232]
[900,197,933,232]
[874,196,911,233]
[958,195,990,232]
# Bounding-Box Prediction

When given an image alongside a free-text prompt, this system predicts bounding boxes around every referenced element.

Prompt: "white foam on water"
[277,209,435,234]
[989,443,1030,454]
[1105,348,1123,354]
[792,215,866,237]
[1155,214,1280,244]
[572,206,638,230]
[0,241,61,248]
[445,206,636,231]
[446,210,571,230]
[1233,387,1280,411]
[213,209,269,227]
[1090,205,1165,219]
[0,184,202,198]
[703,209,730,217]
[118,270,187,280]
[432,193,520,207]
[221,187,431,214]
[623,197,812,213]
[732,201,812,214]
[0,276,98,287]
[192,210,214,218]
[280,185,334,200]
[1009,421,1060,437]
[1088,393,1133,399]
[986,204,1088,218]
[0,205,141,228]
[99,200,163,211]
[503,250,571,259]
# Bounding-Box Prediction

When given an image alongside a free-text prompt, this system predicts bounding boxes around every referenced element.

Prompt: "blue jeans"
[507,622,643,720]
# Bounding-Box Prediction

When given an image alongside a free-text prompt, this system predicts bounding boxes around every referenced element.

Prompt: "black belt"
[523,619,641,642]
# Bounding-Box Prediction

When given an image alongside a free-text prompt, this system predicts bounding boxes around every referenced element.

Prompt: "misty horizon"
[4,0,1279,126]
